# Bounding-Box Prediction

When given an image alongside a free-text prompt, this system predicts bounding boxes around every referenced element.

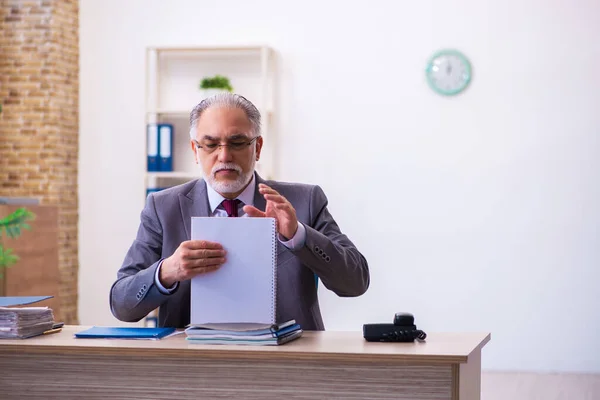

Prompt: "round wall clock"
[425,49,472,96]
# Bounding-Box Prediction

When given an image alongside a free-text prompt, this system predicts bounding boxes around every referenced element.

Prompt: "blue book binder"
[147,123,160,172]
[74,326,176,340]
[158,123,173,172]
[0,295,53,307]
[146,187,164,197]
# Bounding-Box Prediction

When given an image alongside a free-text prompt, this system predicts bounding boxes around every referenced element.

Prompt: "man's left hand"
[243,183,298,240]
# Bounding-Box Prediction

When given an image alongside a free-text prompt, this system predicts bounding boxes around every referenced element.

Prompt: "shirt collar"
[206,173,256,214]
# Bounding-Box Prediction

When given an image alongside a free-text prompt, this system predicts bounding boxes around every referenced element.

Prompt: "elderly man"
[109,93,370,330]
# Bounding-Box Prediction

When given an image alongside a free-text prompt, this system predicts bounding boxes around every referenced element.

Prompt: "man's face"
[191,106,263,195]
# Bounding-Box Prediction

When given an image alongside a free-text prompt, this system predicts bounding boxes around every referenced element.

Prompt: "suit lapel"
[254,173,289,257]
[252,172,267,213]
[179,179,211,240]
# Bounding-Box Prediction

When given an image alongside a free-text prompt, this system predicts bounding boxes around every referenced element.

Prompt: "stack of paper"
[0,306,55,339]
[185,319,303,346]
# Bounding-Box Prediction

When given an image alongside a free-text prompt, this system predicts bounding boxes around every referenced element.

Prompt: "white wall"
[79,0,600,374]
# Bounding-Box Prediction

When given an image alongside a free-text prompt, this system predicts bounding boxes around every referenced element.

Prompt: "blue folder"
[74,326,176,340]
[0,296,53,307]
[146,187,164,197]
[158,123,173,172]
[147,123,160,172]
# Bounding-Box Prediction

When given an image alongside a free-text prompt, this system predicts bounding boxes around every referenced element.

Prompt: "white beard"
[203,153,256,195]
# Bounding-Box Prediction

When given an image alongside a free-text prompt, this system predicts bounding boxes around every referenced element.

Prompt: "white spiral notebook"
[190,217,278,327]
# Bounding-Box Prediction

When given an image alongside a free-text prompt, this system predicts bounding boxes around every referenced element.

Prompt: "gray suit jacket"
[109,173,370,330]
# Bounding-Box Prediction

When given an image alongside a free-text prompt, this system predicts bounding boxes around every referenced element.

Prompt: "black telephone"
[363,312,427,342]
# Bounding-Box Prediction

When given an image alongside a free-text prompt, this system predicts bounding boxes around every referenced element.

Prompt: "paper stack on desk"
[0,296,57,339]
[0,306,55,339]
[185,319,303,346]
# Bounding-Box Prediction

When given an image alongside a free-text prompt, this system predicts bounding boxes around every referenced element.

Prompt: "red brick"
[0,0,79,324]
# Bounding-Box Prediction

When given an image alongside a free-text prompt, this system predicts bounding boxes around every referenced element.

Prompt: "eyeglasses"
[193,136,260,154]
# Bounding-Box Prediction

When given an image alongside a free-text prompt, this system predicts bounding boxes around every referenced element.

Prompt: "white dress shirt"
[155,174,307,294]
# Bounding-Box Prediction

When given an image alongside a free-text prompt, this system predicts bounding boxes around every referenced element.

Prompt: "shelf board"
[146,172,199,179]
[149,45,270,55]
[147,109,273,117]
[148,110,191,117]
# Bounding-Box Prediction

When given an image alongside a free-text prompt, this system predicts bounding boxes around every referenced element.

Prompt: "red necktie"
[221,199,241,217]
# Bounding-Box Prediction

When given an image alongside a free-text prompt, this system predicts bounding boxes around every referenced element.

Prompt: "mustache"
[212,163,242,175]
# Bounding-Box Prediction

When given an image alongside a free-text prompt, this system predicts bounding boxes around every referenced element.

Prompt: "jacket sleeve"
[291,185,370,297]
[109,193,175,322]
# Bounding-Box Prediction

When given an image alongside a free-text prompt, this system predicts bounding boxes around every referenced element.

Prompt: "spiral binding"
[271,218,278,324]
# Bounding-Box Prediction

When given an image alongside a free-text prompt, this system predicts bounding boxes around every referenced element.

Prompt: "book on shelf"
[147,123,159,172]
[158,123,173,172]
[146,187,165,197]
[147,123,173,172]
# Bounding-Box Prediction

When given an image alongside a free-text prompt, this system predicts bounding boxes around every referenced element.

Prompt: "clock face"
[425,50,472,96]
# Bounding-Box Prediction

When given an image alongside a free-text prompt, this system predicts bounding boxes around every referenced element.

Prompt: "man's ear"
[190,140,199,163]
[255,136,264,161]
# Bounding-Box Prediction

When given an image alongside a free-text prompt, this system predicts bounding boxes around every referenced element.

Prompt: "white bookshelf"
[144,45,276,196]
[142,46,276,327]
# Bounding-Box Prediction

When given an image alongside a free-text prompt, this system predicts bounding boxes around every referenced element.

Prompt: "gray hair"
[189,93,262,139]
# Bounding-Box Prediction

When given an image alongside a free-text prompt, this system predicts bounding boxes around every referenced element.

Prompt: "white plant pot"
[199,88,229,100]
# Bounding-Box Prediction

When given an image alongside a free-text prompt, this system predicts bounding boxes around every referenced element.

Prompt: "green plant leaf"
[0,208,34,272]
[199,74,234,91]
[0,245,19,268]
[0,207,35,239]
[8,226,20,238]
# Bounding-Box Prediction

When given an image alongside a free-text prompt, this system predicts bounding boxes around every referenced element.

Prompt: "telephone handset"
[363,312,427,342]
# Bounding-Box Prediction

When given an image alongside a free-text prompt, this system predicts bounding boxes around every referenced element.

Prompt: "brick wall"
[0,0,79,324]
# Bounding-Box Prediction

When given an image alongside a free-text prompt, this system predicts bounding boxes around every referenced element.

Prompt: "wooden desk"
[0,325,490,400]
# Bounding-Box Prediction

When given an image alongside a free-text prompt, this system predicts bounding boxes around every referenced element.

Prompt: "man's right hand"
[159,240,226,287]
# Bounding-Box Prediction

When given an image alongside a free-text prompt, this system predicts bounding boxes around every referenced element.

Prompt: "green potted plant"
[0,207,35,296]
[199,75,234,99]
